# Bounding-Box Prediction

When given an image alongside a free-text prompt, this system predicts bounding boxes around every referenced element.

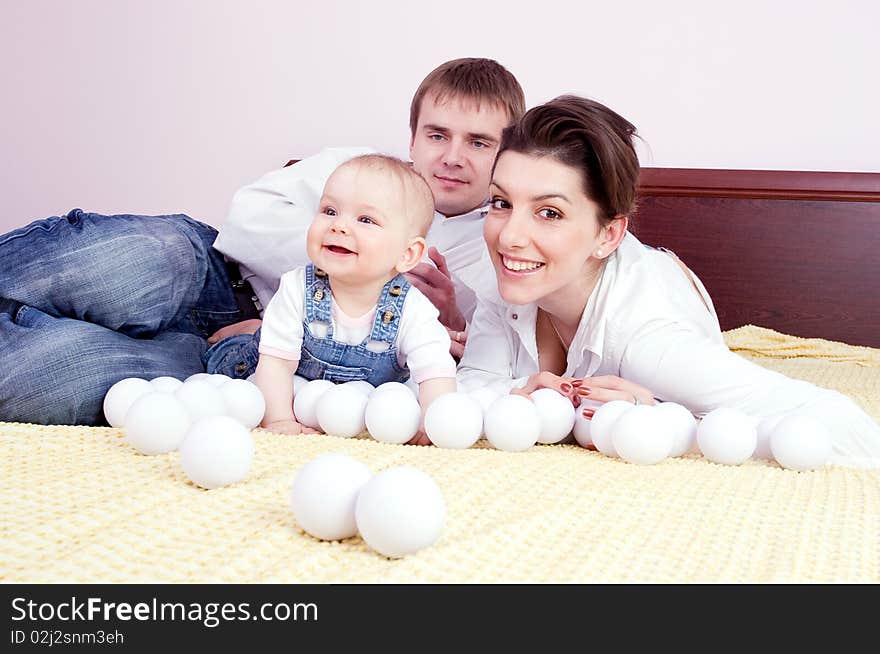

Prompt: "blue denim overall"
[296,264,411,385]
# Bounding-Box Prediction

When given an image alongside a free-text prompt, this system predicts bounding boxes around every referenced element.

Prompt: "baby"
[253,154,457,441]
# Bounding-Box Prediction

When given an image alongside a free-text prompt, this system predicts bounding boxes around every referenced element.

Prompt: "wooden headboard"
[633,169,880,348]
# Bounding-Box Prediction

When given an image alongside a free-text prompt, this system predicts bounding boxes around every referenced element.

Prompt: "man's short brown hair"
[409,58,525,133]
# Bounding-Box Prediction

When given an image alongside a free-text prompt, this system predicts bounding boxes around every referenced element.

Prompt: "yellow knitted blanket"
[2,326,878,583]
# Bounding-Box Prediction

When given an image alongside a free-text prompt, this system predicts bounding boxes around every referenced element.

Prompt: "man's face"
[409,93,511,217]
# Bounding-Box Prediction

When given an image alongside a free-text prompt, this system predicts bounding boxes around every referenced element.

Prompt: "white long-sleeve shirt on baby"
[258,267,456,384]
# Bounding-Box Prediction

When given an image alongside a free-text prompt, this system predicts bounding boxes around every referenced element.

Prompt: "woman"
[457,95,880,468]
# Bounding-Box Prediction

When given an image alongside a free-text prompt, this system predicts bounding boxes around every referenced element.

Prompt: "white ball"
[755,414,785,460]
[123,391,192,455]
[178,416,254,489]
[355,467,445,558]
[483,394,540,452]
[343,380,375,397]
[289,454,373,540]
[589,400,635,458]
[468,387,501,419]
[220,379,266,429]
[612,405,674,465]
[316,383,369,438]
[655,402,698,457]
[529,388,576,444]
[174,379,227,422]
[365,390,421,444]
[402,377,420,396]
[372,381,416,401]
[769,415,833,471]
[292,374,309,394]
[573,412,592,448]
[424,392,483,449]
[207,374,231,387]
[149,376,183,393]
[103,377,153,428]
[572,399,603,448]
[184,372,213,384]
[292,379,335,429]
[697,408,757,465]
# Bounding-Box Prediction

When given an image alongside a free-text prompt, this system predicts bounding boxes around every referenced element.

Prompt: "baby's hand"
[407,430,433,446]
[263,419,305,435]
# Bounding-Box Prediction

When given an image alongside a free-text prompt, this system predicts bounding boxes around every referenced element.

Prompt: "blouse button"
[511,313,518,320]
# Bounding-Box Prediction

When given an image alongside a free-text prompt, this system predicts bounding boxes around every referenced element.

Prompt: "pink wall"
[2,1,878,234]
[2,2,343,231]
[1,1,410,232]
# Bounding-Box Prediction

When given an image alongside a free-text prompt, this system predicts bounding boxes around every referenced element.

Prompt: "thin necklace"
[547,313,571,350]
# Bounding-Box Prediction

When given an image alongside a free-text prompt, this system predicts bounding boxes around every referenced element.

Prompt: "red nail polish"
[577,387,592,396]
[571,380,583,388]
[582,408,595,418]
[560,383,573,393]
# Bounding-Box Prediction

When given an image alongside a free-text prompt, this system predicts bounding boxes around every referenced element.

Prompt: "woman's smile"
[500,254,545,273]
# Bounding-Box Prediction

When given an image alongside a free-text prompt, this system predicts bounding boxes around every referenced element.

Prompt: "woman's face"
[484,150,609,307]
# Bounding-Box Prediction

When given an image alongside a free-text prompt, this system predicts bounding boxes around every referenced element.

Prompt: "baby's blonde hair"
[337,154,435,236]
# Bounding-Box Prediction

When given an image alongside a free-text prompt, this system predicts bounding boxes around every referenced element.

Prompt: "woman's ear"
[395,236,427,273]
[595,215,628,259]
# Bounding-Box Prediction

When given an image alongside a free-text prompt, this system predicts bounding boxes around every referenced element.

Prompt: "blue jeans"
[0,209,258,425]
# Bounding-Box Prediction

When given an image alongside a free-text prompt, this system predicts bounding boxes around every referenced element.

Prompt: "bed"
[635,168,880,347]
[2,168,878,583]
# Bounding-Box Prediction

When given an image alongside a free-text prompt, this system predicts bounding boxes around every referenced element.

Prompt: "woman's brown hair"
[496,95,640,224]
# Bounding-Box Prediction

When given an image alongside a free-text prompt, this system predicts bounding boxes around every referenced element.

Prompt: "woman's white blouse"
[457,232,880,468]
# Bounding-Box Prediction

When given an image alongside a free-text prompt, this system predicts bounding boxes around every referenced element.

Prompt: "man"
[208,58,524,364]
[0,58,524,425]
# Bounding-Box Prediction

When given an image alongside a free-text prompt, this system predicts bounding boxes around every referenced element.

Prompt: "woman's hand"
[510,371,579,403]
[574,375,656,417]
[510,372,656,415]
